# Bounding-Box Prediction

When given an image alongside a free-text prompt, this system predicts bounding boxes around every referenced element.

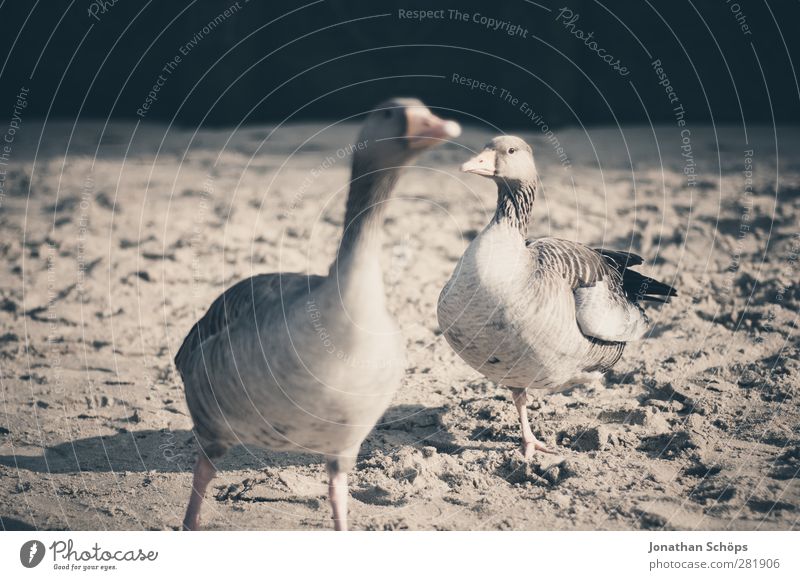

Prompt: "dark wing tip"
[631,276,678,302]
[594,248,645,269]
[593,247,677,303]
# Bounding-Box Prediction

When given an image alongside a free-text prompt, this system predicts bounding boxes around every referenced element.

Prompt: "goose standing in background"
[437,136,676,458]
[176,98,460,530]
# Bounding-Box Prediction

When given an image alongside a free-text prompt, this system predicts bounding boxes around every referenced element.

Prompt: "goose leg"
[182,454,216,531]
[509,387,554,458]
[326,459,349,531]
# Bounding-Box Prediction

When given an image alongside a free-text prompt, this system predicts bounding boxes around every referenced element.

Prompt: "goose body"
[438,136,676,456]
[176,270,403,459]
[176,98,460,530]
[438,227,629,390]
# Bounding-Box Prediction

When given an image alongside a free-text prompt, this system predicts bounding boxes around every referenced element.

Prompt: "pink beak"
[405,107,461,148]
[461,149,496,176]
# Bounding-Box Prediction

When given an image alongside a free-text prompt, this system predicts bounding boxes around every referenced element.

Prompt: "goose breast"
[181,274,405,456]
[438,226,619,389]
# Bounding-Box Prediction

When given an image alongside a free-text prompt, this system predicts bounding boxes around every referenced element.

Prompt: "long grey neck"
[332,157,401,275]
[493,179,536,235]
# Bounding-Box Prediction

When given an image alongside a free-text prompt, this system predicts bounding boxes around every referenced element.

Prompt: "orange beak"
[461,149,496,176]
[404,106,461,149]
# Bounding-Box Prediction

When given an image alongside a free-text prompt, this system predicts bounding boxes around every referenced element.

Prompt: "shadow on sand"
[0,405,457,476]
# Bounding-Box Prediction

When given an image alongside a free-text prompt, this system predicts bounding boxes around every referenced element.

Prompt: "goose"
[437,136,676,458]
[175,98,461,530]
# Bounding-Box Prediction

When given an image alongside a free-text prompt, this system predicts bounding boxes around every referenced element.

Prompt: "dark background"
[0,0,798,128]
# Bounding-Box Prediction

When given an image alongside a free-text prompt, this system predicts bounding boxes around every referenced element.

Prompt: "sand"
[0,119,798,530]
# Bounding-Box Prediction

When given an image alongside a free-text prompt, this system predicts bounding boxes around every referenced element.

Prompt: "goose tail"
[622,269,678,303]
[595,248,678,304]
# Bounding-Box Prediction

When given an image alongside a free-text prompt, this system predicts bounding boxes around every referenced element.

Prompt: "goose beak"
[461,149,496,176]
[405,107,461,149]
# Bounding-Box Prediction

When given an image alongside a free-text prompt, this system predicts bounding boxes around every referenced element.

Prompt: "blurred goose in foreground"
[437,136,676,458]
[176,98,460,530]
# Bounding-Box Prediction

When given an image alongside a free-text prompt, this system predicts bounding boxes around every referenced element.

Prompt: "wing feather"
[174,273,324,375]
[528,239,676,344]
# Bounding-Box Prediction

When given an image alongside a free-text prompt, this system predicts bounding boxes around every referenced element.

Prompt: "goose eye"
[508,147,516,154]
[383,109,393,119]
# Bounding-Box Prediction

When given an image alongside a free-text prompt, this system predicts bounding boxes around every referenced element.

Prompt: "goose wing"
[528,239,675,343]
[174,272,324,375]
[594,248,677,303]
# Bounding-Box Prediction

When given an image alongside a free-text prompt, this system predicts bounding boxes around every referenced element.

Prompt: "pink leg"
[326,460,349,531]
[182,454,216,531]
[510,388,554,458]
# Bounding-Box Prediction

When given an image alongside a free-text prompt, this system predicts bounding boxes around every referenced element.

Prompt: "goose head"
[461,136,537,185]
[355,98,462,169]
[337,99,461,258]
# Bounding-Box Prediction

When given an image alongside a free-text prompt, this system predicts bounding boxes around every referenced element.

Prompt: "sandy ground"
[0,119,798,531]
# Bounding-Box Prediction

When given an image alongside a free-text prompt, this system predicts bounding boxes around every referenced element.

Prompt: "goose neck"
[493,179,536,235]
[333,161,401,274]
